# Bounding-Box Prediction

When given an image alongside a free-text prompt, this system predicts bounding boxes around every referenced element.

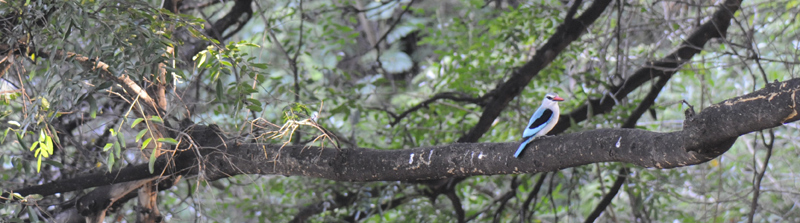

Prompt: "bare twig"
[389,91,484,126]
[748,130,774,223]
[372,0,416,69]
[585,168,628,223]
[520,172,548,222]
[492,176,518,223]
[548,172,558,222]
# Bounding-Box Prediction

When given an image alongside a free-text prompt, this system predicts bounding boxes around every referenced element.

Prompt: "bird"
[514,93,564,158]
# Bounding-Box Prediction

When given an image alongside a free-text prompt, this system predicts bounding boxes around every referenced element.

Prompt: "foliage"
[1,0,799,222]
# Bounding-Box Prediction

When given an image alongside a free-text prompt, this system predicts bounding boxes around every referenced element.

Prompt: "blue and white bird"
[514,93,564,158]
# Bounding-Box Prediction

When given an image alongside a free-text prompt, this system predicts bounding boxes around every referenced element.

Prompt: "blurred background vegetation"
[1,0,799,222]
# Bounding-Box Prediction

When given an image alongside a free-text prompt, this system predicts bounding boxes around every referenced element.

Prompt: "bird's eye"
[546,96,552,100]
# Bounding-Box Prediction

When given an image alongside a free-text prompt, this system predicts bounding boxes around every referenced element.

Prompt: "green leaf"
[136,129,148,142]
[40,97,50,111]
[42,160,63,169]
[113,141,121,156]
[151,117,166,125]
[157,137,179,145]
[88,95,97,119]
[48,125,60,144]
[246,98,262,107]
[251,63,268,69]
[1,128,9,144]
[95,81,113,90]
[36,156,42,173]
[148,150,157,174]
[29,141,39,152]
[246,105,262,112]
[16,132,28,151]
[380,51,413,74]
[107,154,115,172]
[196,52,207,68]
[149,116,163,123]
[131,118,144,128]
[115,142,122,157]
[142,138,152,150]
[43,135,53,158]
[103,143,113,152]
[117,131,126,148]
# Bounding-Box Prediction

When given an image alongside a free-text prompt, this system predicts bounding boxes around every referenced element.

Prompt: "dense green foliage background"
[1,0,798,222]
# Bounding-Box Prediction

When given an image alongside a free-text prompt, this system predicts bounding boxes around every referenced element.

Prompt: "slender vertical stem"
[748,130,774,223]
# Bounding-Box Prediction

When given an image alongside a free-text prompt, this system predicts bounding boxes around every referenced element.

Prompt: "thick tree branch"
[9,78,799,199]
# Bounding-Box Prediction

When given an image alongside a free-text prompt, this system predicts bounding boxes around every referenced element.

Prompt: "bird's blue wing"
[522,107,554,138]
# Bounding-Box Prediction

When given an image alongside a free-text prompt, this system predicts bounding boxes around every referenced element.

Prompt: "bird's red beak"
[552,96,565,101]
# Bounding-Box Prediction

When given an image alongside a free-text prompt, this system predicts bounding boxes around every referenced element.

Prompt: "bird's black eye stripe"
[546,96,552,100]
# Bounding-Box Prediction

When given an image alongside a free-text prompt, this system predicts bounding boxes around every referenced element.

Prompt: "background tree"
[1,0,799,222]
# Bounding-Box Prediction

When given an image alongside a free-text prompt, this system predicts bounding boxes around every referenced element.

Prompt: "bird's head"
[542,93,565,106]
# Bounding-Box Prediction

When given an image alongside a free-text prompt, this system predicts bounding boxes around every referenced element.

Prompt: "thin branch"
[520,172,547,223]
[290,192,356,223]
[390,91,484,126]
[445,190,466,223]
[621,76,670,128]
[22,47,162,116]
[179,0,222,11]
[342,195,410,222]
[463,177,519,222]
[492,176,518,223]
[372,0,416,69]
[293,0,305,103]
[584,168,628,223]
[552,0,744,134]
[564,0,584,22]
[371,0,416,50]
[354,0,377,46]
[747,129,774,223]
[548,172,558,222]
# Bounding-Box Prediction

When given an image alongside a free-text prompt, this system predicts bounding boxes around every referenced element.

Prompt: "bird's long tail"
[514,136,534,158]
